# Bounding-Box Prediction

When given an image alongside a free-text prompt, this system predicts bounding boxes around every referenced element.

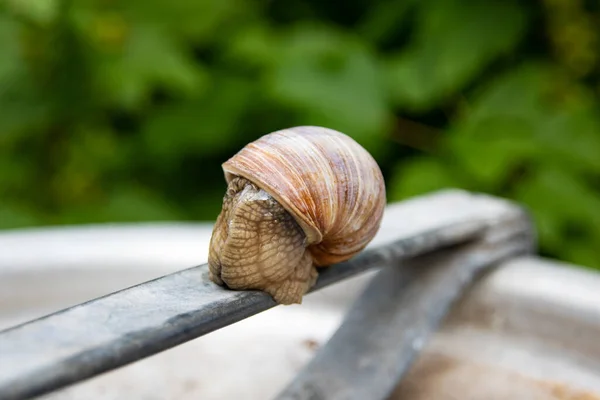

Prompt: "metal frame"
[0,190,535,400]
[276,203,533,399]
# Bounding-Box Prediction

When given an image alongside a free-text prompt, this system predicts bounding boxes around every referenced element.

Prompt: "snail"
[208,126,386,305]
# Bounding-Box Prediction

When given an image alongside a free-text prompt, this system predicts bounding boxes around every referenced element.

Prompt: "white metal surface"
[0,190,599,399]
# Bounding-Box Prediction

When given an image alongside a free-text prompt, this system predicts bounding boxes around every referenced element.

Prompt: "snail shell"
[208,126,386,304]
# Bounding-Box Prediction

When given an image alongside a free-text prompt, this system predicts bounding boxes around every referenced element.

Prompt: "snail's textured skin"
[208,177,318,304]
[208,126,386,305]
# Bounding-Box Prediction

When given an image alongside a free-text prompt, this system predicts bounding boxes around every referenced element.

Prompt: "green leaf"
[562,242,600,270]
[266,24,391,155]
[449,63,600,182]
[446,115,538,188]
[388,157,466,201]
[532,168,600,226]
[457,63,551,121]
[2,0,59,25]
[0,202,40,229]
[48,126,129,205]
[385,0,528,111]
[0,13,50,137]
[538,108,600,175]
[513,167,600,256]
[103,187,182,222]
[59,186,183,224]
[0,12,20,81]
[91,23,209,109]
[223,23,282,70]
[523,207,563,253]
[0,75,50,139]
[357,0,415,44]
[141,75,255,163]
[119,0,245,42]
[0,151,36,198]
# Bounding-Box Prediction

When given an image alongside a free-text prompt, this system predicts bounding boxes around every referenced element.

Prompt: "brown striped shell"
[221,126,386,267]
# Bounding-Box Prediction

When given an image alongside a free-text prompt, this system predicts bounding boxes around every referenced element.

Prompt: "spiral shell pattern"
[221,126,386,266]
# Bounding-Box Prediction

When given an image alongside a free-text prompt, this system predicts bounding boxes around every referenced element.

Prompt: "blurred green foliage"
[0,0,599,269]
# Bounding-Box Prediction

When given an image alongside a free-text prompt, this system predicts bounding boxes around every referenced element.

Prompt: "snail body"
[208,126,386,304]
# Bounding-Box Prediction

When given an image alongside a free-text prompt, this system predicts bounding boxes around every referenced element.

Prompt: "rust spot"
[547,382,600,400]
[302,338,320,351]
[182,379,199,393]
[388,352,600,400]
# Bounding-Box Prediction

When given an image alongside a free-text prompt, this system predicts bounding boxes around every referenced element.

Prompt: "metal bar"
[0,190,535,400]
[274,218,534,400]
[0,222,484,400]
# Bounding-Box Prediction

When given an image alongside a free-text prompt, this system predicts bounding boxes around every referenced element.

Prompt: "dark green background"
[1,0,599,269]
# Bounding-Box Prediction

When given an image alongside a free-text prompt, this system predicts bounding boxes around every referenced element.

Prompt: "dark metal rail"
[0,191,535,400]
[275,220,533,399]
